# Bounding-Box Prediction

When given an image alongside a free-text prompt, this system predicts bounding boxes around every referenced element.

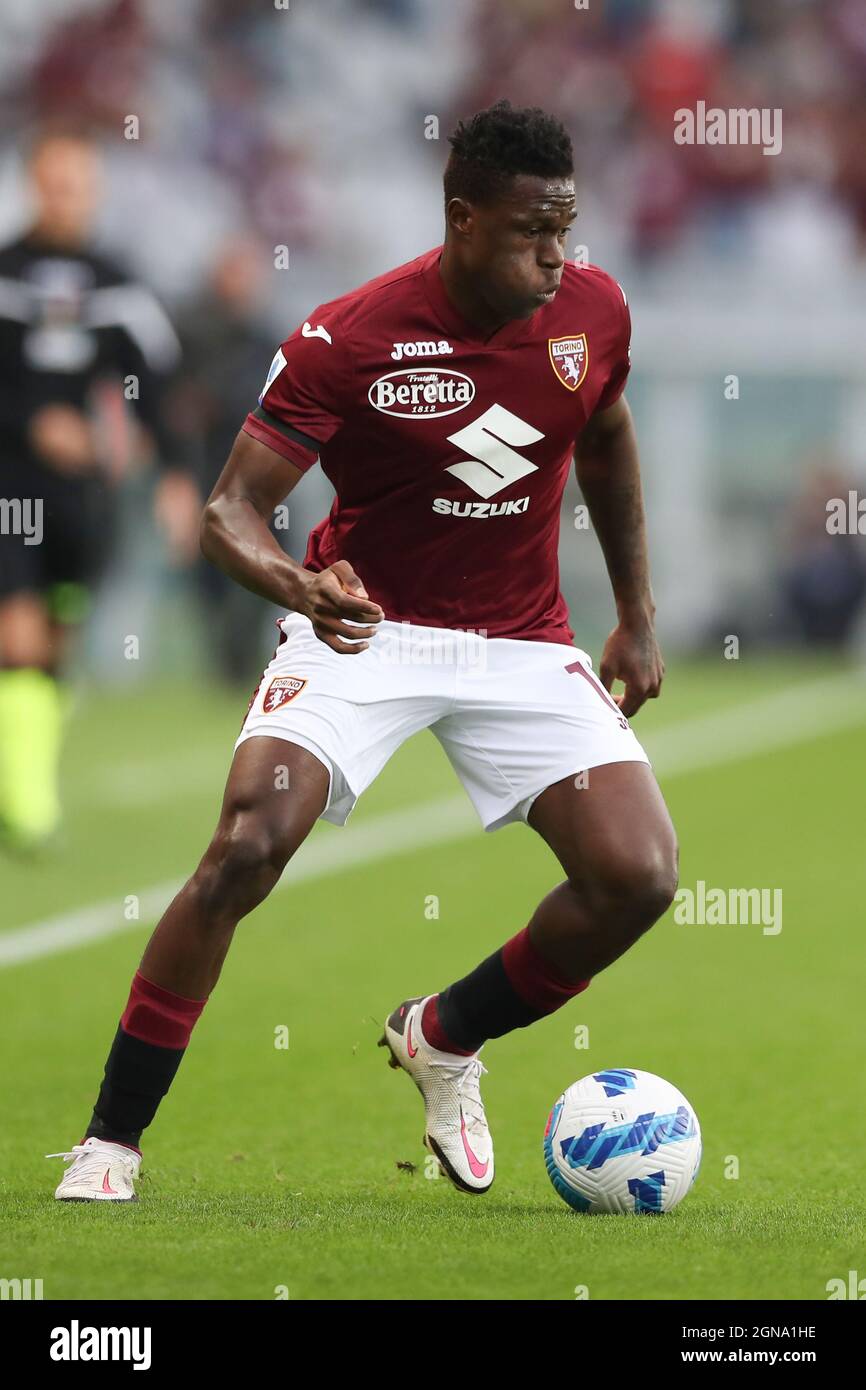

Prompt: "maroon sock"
[502,926,589,1015]
[421,996,475,1056]
[430,925,589,1054]
[86,971,207,1148]
[120,971,206,1048]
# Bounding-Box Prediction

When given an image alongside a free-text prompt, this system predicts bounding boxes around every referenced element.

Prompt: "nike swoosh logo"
[302,321,332,344]
[406,1015,418,1058]
[102,1168,118,1195]
[460,1111,489,1179]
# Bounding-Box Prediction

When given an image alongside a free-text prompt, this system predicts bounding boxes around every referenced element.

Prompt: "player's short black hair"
[444,100,573,206]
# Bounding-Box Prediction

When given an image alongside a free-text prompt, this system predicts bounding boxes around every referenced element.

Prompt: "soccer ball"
[543,1068,701,1214]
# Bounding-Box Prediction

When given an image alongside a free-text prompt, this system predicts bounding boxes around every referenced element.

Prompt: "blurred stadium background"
[1,0,865,676]
[2,0,866,1301]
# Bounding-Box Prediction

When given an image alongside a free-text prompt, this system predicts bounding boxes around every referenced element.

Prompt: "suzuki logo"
[445,404,543,500]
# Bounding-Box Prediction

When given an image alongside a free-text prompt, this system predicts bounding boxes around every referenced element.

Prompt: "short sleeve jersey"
[243,247,631,644]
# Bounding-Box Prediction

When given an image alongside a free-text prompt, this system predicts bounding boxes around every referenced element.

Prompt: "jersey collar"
[419,247,536,350]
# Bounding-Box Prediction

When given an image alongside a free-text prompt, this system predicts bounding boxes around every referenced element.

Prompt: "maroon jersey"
[243,247,630,644]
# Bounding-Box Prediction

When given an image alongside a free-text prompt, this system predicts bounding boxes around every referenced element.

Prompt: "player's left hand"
[598,619,664,719]
[154,470,202,566]
[28,404,96,475]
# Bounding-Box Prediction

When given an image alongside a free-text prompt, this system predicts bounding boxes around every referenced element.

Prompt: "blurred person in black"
[0,128,200,850]
[780,460,866,646]
[166,236,293,683]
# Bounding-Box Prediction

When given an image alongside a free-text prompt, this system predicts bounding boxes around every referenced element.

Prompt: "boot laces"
[429,1054,489,1135]
[45,1143,138,1179]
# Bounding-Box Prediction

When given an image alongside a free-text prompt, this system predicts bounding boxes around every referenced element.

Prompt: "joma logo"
[391,338,453,361]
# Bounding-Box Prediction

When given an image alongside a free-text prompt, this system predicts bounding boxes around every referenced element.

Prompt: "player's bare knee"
[581,839,678,931]
[193,813,293,922]
[636,853,678,926]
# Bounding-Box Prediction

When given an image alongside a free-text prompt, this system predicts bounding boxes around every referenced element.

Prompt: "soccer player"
[0,129,199,849]
[51,102,677,1201]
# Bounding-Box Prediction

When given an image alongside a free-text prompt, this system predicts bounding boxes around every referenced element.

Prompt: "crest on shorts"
[262,676,307,712]
[549,334,588,391]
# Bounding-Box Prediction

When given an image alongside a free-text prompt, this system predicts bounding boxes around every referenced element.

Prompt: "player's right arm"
[200,430,383,654]
[201,311,383,654]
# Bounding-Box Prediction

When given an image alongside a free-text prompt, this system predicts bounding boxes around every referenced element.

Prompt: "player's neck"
[29,220,88,252]
[438,245,510,340]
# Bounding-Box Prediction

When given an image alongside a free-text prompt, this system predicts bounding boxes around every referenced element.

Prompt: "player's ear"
[446,196,474,238]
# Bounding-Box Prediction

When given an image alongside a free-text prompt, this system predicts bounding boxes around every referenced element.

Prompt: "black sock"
[85,1027,188,1150]
[431,926,589,1053]
[434,949,539,1052]
[84,969,206,1148]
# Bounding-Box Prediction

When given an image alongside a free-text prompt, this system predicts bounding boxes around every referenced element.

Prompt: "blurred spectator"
[0,0,863,706]
[3,0,863,291]
[167,234,290,683]
[0,127,198,850]
[452,0,866,266]
[779,460,866,645]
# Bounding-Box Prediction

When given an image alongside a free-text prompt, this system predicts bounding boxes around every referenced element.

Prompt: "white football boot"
[48,1136,141,1202]
[379,995,494,1194]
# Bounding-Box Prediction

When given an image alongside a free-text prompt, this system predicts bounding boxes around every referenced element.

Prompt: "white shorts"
[236,614,650,832]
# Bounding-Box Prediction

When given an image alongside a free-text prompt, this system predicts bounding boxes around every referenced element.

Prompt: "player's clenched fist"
[297,559,384,654]
[598,619,664,718]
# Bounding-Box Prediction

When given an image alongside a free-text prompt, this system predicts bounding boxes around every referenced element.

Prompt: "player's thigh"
[0,590,53,666]
[528,761,678,908]
[210,734,330,868]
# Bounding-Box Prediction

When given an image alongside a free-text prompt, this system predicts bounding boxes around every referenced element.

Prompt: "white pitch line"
[0,796,477,969]
[644,670,866,776]
[90,750,227,806]
[1,672,863,970]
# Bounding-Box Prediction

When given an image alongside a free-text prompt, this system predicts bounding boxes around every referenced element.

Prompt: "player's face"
[30,137,102,246]
[459,175,577,320]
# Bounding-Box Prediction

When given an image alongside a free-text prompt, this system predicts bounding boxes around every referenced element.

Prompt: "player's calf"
[536,839,679,980]
[140,738,329,997]
[406,767,678,1064]
[70,819,298,1169]
[52,738,329,1195]
[527,762,679,980]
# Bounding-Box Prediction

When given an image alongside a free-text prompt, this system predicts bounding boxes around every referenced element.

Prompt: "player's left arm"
[106,280,201,563]
[574,393,663,717]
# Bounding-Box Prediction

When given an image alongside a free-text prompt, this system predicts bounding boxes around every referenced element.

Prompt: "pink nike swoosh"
[406,1015,418,1058]
[460,1111,489,1179]
[102,1169,118,1195]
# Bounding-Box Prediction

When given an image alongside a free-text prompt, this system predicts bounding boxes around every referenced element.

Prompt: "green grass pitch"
[1,654,864,1300]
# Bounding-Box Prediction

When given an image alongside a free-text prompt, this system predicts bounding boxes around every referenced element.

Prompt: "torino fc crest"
[263,676,307,712]
[549,334,588,391]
